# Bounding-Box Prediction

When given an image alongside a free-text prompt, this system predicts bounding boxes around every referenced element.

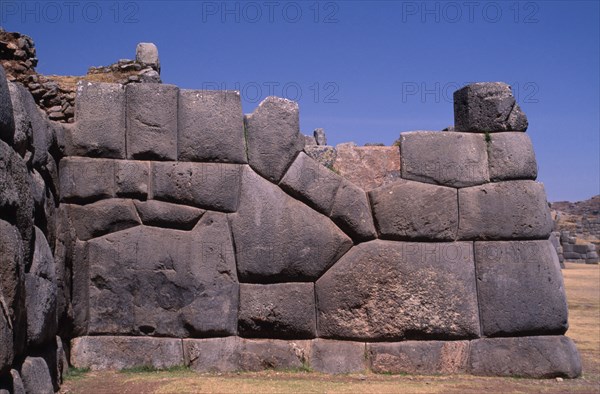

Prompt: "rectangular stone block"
[183,337,240,373]
[487,132,537,181]
[126,84,178,160]
[178,90,247,163]
[310,339,366,374]
[237,339,311,372]
[59,157,115,203]
[115,160,150,199]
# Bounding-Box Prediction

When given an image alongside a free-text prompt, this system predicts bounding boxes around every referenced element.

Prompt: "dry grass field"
[61,263,600,394]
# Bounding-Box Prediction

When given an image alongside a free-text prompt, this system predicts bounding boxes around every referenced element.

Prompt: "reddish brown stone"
[332,144,401,191]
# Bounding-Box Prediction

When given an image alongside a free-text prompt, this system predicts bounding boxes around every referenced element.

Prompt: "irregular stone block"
[72,82,126,158]
[71,336,183,370]
[313,128,327,145]
[368,341,470,375]
[59,157,115,203]
[115,160,150,198]
[400,131,489,187]
[178,90,247,163]
[303,145,336,169]
[85,213,238,337]
[469,336,581,378]
[369,180,458,241]
[0,220,25,334]
[238,339,311,372]
[488,132,537,181]
[316,240,480,340]
[151,162,242,212]
[0,292,13,374]
[330,179,377,242]
[304,134,317,146]
[10,369,25,394]
[0,65,15,145]
[184,337,240,372]
[333,144,401,191]
[20,357,53,394]
[458,181,554,240]
[7,82,32,156]
[126,84,178,160]
[280,152,342,215]
[454,82,528,132]
[134,200,205,230]
[239,283,316,339]
[310,339,366,374]
[475,240,568,336]
[230,166,352,282]
[245,96,304,183]
[66,199,141,241]
[136,42,160,69]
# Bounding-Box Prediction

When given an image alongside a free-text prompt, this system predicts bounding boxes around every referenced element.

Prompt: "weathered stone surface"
[230,166,352,282]
[475,240,568,336]
[245,96,304,183]
[469,336,581,378]
[0,220,25,337]
[151,162,242,212]
[303,145,336,169]
[0,292,13,374]
[10,369,25,394]
[7,82,32,156]
[310,340,366,374]
[178,90,247,163]
[314,128,327,145]
[71,336,183,370]
[83,213,238,337]
[280,152,342,215]
[368,341,470,375]
[330,179,377,242]
[458,181,553,240]
[134,200,205,230]
[239,283,316,339]
[316,240,480,340]
[59,157,115,203]
[184,337,240,372]
[66,199,141,241]
[0,65,15,145]
[238,339,311,372]
[72,82,126,158]
[20,357,53,394]
[126,84,178,160]
[333,144,401,191]
[400,131,489,187]
[488,132,537,181]
[115,160,150,198]
[454,82,528,132]
[136,42,160,69]
[304,134,317,146]
[369,180,458,241]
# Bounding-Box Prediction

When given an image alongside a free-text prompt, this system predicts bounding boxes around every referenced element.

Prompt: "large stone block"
[237,339,311,372]
[178,90,247,163]
[475,240,568,336]
[488,132,537,181]
[83,212,238,337]
[316,240,480,340]
[469,336,581,378]
[0,65,15,145]
[333,144,401,191]
[115,160,150,199]
[238,283,316,339]
[310,339,366,374]
[72,82,126,158]
[20,357,53,394]
[454,82,528,132]
[151,162,242,212]
[458,180,553,240]
[245,96,304,183]
[71,336,184,370]
[400,131,489,187]
[0,292,13,375]
[369,180,458,241]
[7,82,32,156]
[230,166,352,282]
[0,220,25,336]
[126,83,178,160]
[184,337,240,372]
[368,341,470,375]
[59,157,115,203]
[134,200,205,230]
[66,199,141,241]
[280,152,343,215]
[330,179,377,242]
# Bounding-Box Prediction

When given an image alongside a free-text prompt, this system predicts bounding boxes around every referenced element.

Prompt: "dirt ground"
[60,263,600,394]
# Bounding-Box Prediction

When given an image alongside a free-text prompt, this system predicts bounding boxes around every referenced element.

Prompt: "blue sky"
[1,0,598,201]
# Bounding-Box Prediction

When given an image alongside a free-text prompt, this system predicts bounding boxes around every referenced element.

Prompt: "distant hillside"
[552,195,600,217]
[551,195,600,245]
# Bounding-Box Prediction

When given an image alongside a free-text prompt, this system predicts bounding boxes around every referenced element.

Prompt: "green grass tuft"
[64,367,91,381]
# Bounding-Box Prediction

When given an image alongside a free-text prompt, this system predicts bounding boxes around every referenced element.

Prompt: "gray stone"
[20,357,53,394]
[245,96,304,183]
[239,283,316,339]
[72,82,126,158]
[66,199,141,241]
[10,369,25,394]
[136,42,160,70]
[304,134,317,146]
[330,180,377,242]
[454,82,528,132]
[184,337,240,372]
[56,336,67,385]
[59,157,115,203]
[314,128,327,145]
[280,152,343,215]
[26,274,57,347]
[0,65,14,145]
[237,339,311,372]
[134,200,205,230]
[469,336,581,378]
[488,132,537,181]
[83,213,238,337]
[458,181,554,240]
[0,291,13,375]
[178,90,247,163]
[400,131,489,187]
[369,180,458,241]
[115,160,150,199]
[30,169,46,215]
[310,339,366,374]
[316,240,480,340]
[126,84,178,160]
[303,145,336,169]
[230,166,353,282]
[7,82,32,156]
[368,341,470,375]
[71,336,183,370]
[151,162,242,212]
[475,241,568,336]
[0,220,24,335]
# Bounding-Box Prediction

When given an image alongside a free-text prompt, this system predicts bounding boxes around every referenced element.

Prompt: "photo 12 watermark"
[400,81,540,104]
[199,1,340,23]
[399,1,540,24]
[0,1,140,24]
[201,81,340,104]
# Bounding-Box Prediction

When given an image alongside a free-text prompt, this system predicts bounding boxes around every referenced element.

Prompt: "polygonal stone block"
[488,132,537,181]
[330,179,377,242]
[59,157,115,203]
[134,200,205,230]
[310,339,366,374]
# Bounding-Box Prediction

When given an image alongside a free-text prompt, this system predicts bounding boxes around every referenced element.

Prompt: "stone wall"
[0,65,583,391]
